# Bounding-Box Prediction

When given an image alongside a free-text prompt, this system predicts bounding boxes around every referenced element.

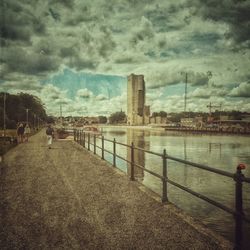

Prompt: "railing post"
[234,163,245,250]
[77,130,79,143]
[83,132,85,148]
[74,129,76,141]
[101,136,104,160]
[113,138,116,167]
[88,133,90,151]
[94,135,96,154]
[130,142,135,181]
[80,131,82,145]
[162,149,168,203]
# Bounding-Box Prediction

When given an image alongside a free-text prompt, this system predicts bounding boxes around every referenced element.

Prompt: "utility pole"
[60,103,63,126]
[26,108,30,125]
[207,102,222,125]
[33,114,36,130]
[181,72,188,113]
[3,93,6,137]
[184,72,188,113]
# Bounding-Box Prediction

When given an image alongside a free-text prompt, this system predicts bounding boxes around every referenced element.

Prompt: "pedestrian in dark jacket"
[46,124,54,149]
[17,123,24,143]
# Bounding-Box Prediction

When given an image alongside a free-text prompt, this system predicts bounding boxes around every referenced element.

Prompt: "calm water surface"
[95,127,250,248]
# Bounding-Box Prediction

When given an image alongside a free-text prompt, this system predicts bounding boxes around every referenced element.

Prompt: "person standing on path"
[16,123,24,143]
[24,124,31,142]
[46,124,54,149]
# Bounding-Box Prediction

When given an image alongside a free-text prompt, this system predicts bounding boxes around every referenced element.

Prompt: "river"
[93,127,250,248]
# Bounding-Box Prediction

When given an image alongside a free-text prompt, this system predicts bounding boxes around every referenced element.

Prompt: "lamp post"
[26,108,30,125]
[34,114,36,130]
[181,72,188,114]
[3,93,6,137]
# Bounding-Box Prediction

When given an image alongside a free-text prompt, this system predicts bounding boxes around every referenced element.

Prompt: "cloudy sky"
[1,0,250,116]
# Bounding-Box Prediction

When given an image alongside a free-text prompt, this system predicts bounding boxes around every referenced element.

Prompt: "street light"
[26,108,30,125]
[181,72,188,113]
[3,93,6,137]
[33,114,36,130]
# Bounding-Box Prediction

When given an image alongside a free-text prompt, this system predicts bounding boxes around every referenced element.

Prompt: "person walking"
[46,124,54,149]
[16,123,24,143]
[24,124,31,142]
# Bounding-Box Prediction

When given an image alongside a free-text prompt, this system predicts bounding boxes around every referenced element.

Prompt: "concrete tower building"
[127,74,145,125]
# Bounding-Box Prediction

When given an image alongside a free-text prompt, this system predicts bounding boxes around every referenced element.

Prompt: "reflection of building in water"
[127,129,150,181]
[209,142,222,158]
[127,74,150,125]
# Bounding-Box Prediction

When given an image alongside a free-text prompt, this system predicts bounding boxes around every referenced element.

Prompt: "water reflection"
[126,128,150,181]
[101,127,250,248]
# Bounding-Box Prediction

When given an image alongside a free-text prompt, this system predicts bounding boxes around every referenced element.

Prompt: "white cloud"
[229,82,250,98]
[76,88,93,98]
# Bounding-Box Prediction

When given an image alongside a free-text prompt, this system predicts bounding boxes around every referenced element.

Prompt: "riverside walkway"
[0,130,231,249]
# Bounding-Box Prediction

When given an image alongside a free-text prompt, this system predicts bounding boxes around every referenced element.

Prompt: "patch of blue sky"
[42,68,126,100]
[157,83,197,98]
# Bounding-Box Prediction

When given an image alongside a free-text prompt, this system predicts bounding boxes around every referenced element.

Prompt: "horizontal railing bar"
[167,155,234,178]
[133,162,163,180]
[166,178,235,215]
[242,176,250,183]
[75,132,250,223]
[133,146,163,157]
[116,154,131,164]
[116,141,130,147]
[103,138,114,143]
[103,149,113,155]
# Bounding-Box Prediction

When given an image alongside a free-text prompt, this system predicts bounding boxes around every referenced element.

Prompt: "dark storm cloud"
[0,0,46,43]
[229,81,250,97]
[68,56,97,71]
[49,0,75,9]
[1,81,43,91]
[64,4,97,25]
[192,0,250,45]
[2,47,59,75]
[60,47,77,58]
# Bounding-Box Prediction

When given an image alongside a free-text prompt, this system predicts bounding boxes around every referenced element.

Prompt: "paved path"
[0,130,232,249]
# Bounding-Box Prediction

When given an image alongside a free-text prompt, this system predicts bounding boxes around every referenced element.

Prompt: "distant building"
[180,118,196,128]
[150,116,167,124]
[241,114,250,121]
[127,74,146,125]
[144,105,150,125]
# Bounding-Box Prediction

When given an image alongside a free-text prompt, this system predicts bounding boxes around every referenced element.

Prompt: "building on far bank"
[127,74,149,125]
[150,116,167,124]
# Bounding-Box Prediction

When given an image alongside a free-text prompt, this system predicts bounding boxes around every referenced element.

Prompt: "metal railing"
[74,130,250,249]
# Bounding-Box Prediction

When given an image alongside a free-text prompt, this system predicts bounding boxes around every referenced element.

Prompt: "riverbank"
[0,129,232,249]
[100,124,165,132]
[99,124,250,136]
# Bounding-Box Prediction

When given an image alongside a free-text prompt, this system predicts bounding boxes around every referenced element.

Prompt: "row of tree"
[107,110,248,124]
[0,92,48,129]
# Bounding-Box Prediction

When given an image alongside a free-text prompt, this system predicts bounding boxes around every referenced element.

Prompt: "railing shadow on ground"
[74,130,250,250]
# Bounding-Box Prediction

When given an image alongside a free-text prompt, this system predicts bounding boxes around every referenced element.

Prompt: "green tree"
[98,116,107,124]
[0,92,48,129]
[109,111,126,124]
